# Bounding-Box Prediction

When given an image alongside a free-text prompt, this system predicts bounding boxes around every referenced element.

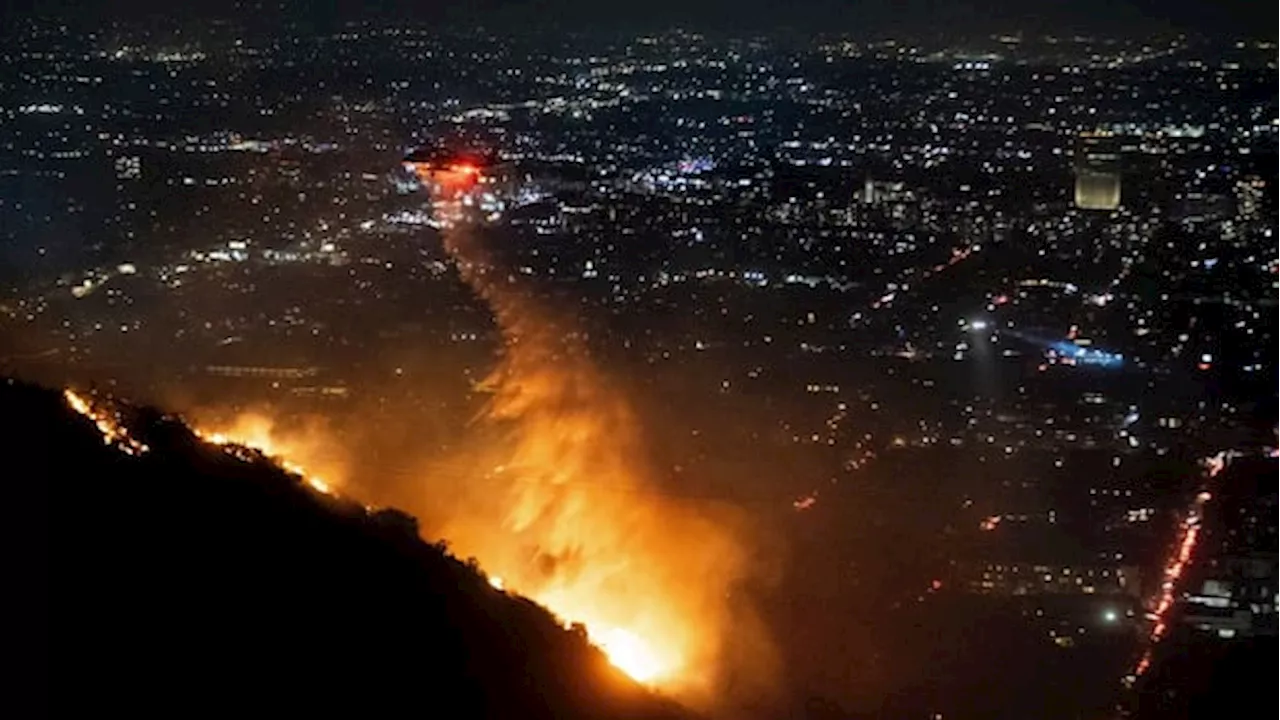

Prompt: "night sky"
[5,0,1276,37]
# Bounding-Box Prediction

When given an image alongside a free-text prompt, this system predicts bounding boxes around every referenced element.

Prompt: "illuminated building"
[1075,170,1121,211]
[289,385,350,399]
[1182,572,1277,639]
[204,365,320,380]
[963,562,1141,597]
[861,177,908,205]
[1173,191,1234,223]
[1074,133,1121,211]
[1233,176,1266,219]
[114,155,141,180]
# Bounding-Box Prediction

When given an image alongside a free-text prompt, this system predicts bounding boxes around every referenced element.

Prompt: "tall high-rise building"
[1074,133,1121,211]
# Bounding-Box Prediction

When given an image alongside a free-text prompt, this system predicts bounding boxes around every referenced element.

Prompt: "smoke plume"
[427,224,777,708]
[185,220,777,711]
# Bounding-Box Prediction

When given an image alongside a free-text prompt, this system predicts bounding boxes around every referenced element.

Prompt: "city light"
[1127,451,1232,683]
[11,20,1275,719]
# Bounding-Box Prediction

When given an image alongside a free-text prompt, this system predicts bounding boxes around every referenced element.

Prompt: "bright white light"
[1103,609,1118,623]
[597,628,663,683]
[969,319,989,331]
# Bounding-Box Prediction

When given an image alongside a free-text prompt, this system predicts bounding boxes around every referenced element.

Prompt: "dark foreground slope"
[2,379,693,720]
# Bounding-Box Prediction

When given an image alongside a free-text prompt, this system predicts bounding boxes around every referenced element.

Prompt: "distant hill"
[2,379,695,719]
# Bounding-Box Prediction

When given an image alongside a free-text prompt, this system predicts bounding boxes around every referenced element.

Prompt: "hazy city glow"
[8,18,1274,720]
[400,169,767,696]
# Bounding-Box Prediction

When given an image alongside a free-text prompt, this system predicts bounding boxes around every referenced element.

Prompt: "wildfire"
[62,386,692,687]
[150,173,774,705]
[405,203,772,701]
[184,395,732,690]
[64,388,353,504]
[64,389,150,456]
[596,628,665,683]
[190,414,341,497]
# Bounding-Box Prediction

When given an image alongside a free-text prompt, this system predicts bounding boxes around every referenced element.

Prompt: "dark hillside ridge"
[2,379,694,719]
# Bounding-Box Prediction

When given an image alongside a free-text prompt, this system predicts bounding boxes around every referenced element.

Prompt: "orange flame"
[183,280,771,701]
[64,389,150,456]
[172,188,777,708]
[422,223,773,702]
[191,412,345,497]
[70,380,768,706]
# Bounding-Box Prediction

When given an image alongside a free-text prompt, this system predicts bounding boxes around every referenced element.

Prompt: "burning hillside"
[173,173,778,710]
[429,222,772,701]
[11,379,697,720]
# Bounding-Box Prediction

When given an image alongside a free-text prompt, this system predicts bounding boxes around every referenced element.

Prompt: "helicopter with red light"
[402,148,496,193]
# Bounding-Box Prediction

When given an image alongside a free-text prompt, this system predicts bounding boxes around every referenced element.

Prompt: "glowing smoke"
[426,222,777,705]
[183,221,777,709]
[189,410,350,498]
